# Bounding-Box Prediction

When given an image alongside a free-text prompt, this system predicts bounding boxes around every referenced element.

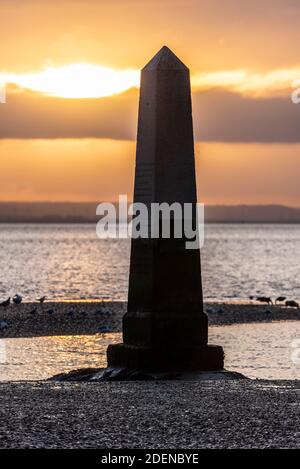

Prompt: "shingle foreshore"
[0,379,299,449]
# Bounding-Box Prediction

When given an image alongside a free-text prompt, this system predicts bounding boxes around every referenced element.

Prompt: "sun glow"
[2,64,300,99]
[192,68,300,97]
[2,64,140,98]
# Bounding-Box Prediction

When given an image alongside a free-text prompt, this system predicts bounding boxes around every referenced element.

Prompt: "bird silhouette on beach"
[13,294,22,305]
[285,300,299,309]
[98,325,112,334]
[37,296,46,304]
[275,296,286,304]
[0,297,10,308]
[256,296,273,305]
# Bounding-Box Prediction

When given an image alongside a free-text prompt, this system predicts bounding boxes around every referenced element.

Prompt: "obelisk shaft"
[128,47,203,316]
[107,47,224,372]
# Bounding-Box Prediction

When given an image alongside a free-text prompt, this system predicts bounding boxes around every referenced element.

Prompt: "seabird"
[285,300,299,309]
[98,326,112,333]
[0,297,10,307]
[37,296,46,304]
[13,294,23,305]
[256,296,273,305]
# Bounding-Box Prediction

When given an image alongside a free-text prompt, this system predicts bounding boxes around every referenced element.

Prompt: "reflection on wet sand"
[1,321,300,381]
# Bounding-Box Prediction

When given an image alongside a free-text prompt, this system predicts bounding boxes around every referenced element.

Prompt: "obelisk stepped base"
[122,311,209,347]
[107,343,224,373]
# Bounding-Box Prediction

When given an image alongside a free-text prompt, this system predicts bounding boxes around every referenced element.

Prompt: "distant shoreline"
[1,203,300,223]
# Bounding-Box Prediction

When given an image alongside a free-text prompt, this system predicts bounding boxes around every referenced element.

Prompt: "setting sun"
[2,64,299,100]
[2,64,140,98]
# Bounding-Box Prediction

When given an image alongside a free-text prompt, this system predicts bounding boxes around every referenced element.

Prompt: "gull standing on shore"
[256,296,273,305]
[275,296,286,304]
[13,294,23,305]
[37,296,46,304]
[285,300,299,309]
[0,298,10,308]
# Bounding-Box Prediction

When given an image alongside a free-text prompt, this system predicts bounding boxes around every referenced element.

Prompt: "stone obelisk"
[108,46,224,372]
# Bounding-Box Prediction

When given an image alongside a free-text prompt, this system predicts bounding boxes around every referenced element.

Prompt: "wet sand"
[0,379,299,449]
[0,301,299,338]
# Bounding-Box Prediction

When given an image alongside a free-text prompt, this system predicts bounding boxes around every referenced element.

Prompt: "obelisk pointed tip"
[142,46,189,72]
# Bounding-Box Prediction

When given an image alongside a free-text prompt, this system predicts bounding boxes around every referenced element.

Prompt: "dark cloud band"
[0,87,299,143]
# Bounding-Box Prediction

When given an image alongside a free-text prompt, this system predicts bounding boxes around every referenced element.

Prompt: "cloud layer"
[1,86,299,143]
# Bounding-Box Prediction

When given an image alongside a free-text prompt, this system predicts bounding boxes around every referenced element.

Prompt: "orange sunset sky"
[1,0,300,205]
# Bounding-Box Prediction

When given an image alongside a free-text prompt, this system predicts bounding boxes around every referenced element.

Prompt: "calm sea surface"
[1,223,300,380]
[0,223,300,302]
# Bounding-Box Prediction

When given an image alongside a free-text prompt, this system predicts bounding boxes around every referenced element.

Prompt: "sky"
[0,0,300,205]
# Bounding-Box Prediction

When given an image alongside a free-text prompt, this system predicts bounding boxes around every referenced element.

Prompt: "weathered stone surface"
[108,47,224,372]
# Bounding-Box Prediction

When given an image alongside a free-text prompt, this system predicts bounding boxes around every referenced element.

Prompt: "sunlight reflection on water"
[1,322,300,381]
[1,224,300,302]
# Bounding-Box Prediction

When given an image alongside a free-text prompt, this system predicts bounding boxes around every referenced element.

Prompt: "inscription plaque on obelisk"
[108,46,224,372]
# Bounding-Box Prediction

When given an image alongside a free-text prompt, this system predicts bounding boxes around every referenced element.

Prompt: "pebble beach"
[0,379,299,449]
